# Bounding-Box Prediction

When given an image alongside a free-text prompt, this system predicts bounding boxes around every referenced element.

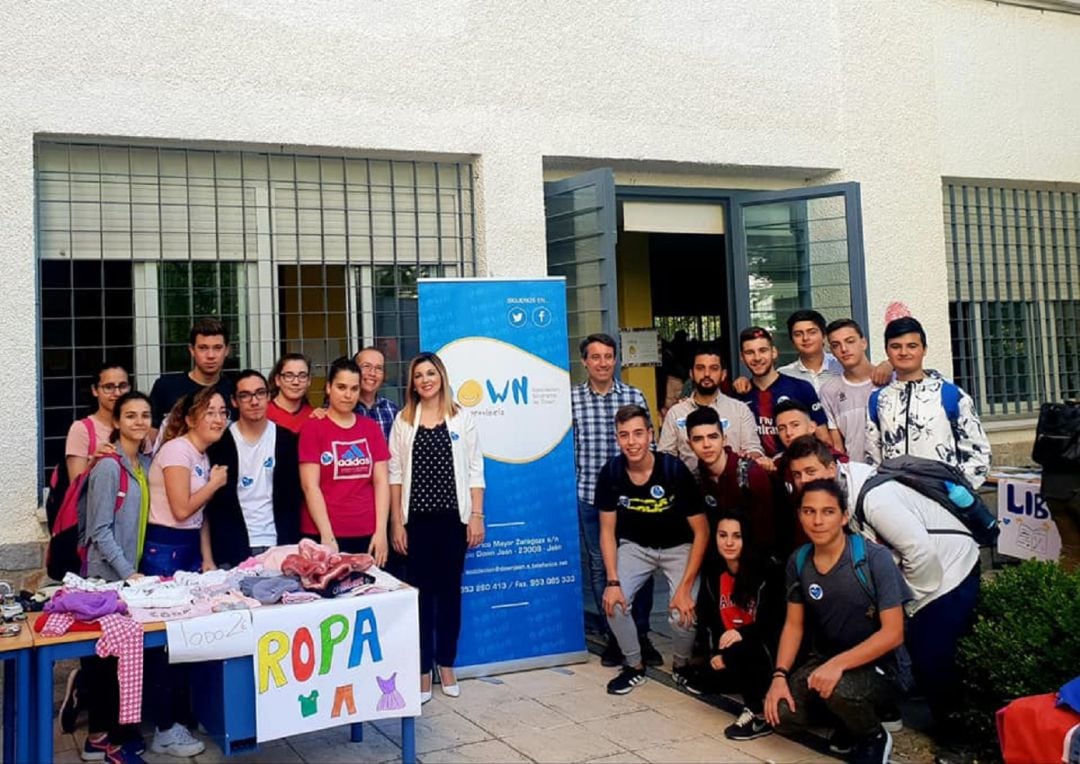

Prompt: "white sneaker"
[150,724,205,757]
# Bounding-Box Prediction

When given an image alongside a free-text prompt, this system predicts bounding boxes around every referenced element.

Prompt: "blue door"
[543,169,617,381]
[729,182,868,363]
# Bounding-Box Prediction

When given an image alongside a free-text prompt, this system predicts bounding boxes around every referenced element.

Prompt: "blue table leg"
[15,650,31,764]
[350,722,363,742]
[35,648,54,764]
[401,716,415,764]
[3,656,13,764]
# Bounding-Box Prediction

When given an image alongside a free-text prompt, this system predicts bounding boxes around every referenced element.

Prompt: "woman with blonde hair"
[389,352,485,702]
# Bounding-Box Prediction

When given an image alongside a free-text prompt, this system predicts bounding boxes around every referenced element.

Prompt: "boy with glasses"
[205,370,301,567]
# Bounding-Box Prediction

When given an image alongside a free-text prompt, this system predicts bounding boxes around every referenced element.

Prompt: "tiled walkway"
[48,655,830,763]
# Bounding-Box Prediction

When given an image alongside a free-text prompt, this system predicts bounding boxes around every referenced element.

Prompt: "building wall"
[1,0,1077,545]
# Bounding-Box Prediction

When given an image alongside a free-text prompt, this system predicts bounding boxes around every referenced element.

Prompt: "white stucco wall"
[0,0,1077,543]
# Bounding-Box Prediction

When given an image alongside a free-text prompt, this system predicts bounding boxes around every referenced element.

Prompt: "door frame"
[615,182,867,373]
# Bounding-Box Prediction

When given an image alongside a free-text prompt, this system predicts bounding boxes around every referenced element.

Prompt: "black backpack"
[1032,401,1080,514]
[854,455,1000,547]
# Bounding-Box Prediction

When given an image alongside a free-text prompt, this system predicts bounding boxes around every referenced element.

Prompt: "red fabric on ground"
[996,693,1079,764]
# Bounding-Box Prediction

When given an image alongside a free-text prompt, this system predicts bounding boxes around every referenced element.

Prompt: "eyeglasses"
[98,383,131,395]
[359,363,385,374]
[279,372,310,382]
[236,389,269,403]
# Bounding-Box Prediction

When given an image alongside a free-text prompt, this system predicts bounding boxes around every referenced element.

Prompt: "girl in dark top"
[388,352,485,703]
[695,506,786,742]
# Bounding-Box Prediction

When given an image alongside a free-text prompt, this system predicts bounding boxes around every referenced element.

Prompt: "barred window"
[944,180,1080,417]
[37,140,475,484]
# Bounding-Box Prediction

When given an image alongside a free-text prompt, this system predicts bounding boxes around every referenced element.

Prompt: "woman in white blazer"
[389,352,485,703]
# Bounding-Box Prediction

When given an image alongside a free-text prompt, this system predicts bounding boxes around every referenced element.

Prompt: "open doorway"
[615,203,732,417]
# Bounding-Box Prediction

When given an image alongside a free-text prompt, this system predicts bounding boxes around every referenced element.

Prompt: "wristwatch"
[605,580,620,587]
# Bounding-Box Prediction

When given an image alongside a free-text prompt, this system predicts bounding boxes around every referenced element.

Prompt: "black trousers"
[144,648,192,731]
[81,656,119,735]
[698,635,773,714]
[405,512,468,673]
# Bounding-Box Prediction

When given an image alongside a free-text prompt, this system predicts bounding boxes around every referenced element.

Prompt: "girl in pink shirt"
[142,387,229,577]
[64,363,132,481]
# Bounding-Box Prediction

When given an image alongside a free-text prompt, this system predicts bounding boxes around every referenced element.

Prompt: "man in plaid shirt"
[354,347,399,441]
[572,333,661,668]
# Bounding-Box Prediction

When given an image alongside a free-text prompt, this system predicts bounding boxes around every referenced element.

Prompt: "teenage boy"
[866,317,991,488]
[149,317,236,426]
[736,327,828,461]
[205,370,301,568]
[659,342,764,471]
[596,405,709,695]
[685,407,781,557]
[571,333,660,667]
[353,346,399,441]
[764,478,909,764]
[820,319,879,458]
[785,436,981,735]
[778,310,844,392]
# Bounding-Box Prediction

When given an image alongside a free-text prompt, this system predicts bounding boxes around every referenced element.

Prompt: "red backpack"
[45,422,128,580]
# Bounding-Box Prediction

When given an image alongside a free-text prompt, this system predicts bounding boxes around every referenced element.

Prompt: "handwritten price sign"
[165,610,255,663]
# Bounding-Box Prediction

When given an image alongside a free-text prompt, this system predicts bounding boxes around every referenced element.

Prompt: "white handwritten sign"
[997,480,1062,562]
[252,589,420,742]
[165,610,255,663]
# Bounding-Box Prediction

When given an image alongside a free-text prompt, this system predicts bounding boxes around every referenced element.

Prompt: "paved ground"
[46,654,831,763]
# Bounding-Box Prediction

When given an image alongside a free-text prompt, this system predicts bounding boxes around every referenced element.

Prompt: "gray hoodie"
[84,449,151,581]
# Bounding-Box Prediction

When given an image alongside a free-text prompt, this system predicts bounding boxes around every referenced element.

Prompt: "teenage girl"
[389,352,485,702]
[697,506,785,741]
[65,363,132,481]
[140,387,228,759]
[298,356,390,560]
[266,352,315,434]
[78,391,152,763]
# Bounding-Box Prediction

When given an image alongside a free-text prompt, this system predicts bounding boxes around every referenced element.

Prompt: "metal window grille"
[36,140,475,484]
[944,179,1080,417]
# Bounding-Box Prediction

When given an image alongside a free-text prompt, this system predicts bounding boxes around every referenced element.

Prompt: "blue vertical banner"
[418,277,586,673]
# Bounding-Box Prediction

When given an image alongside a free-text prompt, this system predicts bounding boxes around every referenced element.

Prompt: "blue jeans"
[578,500,652,637]
[907,563,980,722]
[140,525,202,577]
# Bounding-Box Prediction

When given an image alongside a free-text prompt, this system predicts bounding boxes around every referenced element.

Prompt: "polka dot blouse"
[409,422,459,515]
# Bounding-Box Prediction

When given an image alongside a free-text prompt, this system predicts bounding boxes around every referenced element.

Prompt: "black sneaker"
[671,665,703,696]
[852,727,893,764]
[606,665,647,695]
[828,726,855,755]
[724,707,774,741]
[59,666,82,733]
[640,635,663,667]
[600,638,624,667]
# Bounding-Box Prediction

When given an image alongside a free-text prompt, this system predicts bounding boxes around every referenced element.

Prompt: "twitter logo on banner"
[507,307,527,328]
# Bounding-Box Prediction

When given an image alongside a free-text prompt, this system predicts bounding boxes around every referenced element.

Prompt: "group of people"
[61,318,484,763]
[572,310,991,764]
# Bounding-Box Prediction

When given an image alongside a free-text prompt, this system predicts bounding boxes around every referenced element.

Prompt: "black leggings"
[699,634,773,713]
[404,512,468,673]
[81,656,119,735]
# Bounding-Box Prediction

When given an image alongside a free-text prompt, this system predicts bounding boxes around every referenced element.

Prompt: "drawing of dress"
[376,672,406,711]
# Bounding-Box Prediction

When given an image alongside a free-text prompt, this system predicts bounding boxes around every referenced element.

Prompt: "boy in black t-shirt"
[764,479,910,763]
[595,405,709,695]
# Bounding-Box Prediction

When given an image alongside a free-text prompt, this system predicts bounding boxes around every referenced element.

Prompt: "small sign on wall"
[997,479,1062,562]
[620,328,661,367]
